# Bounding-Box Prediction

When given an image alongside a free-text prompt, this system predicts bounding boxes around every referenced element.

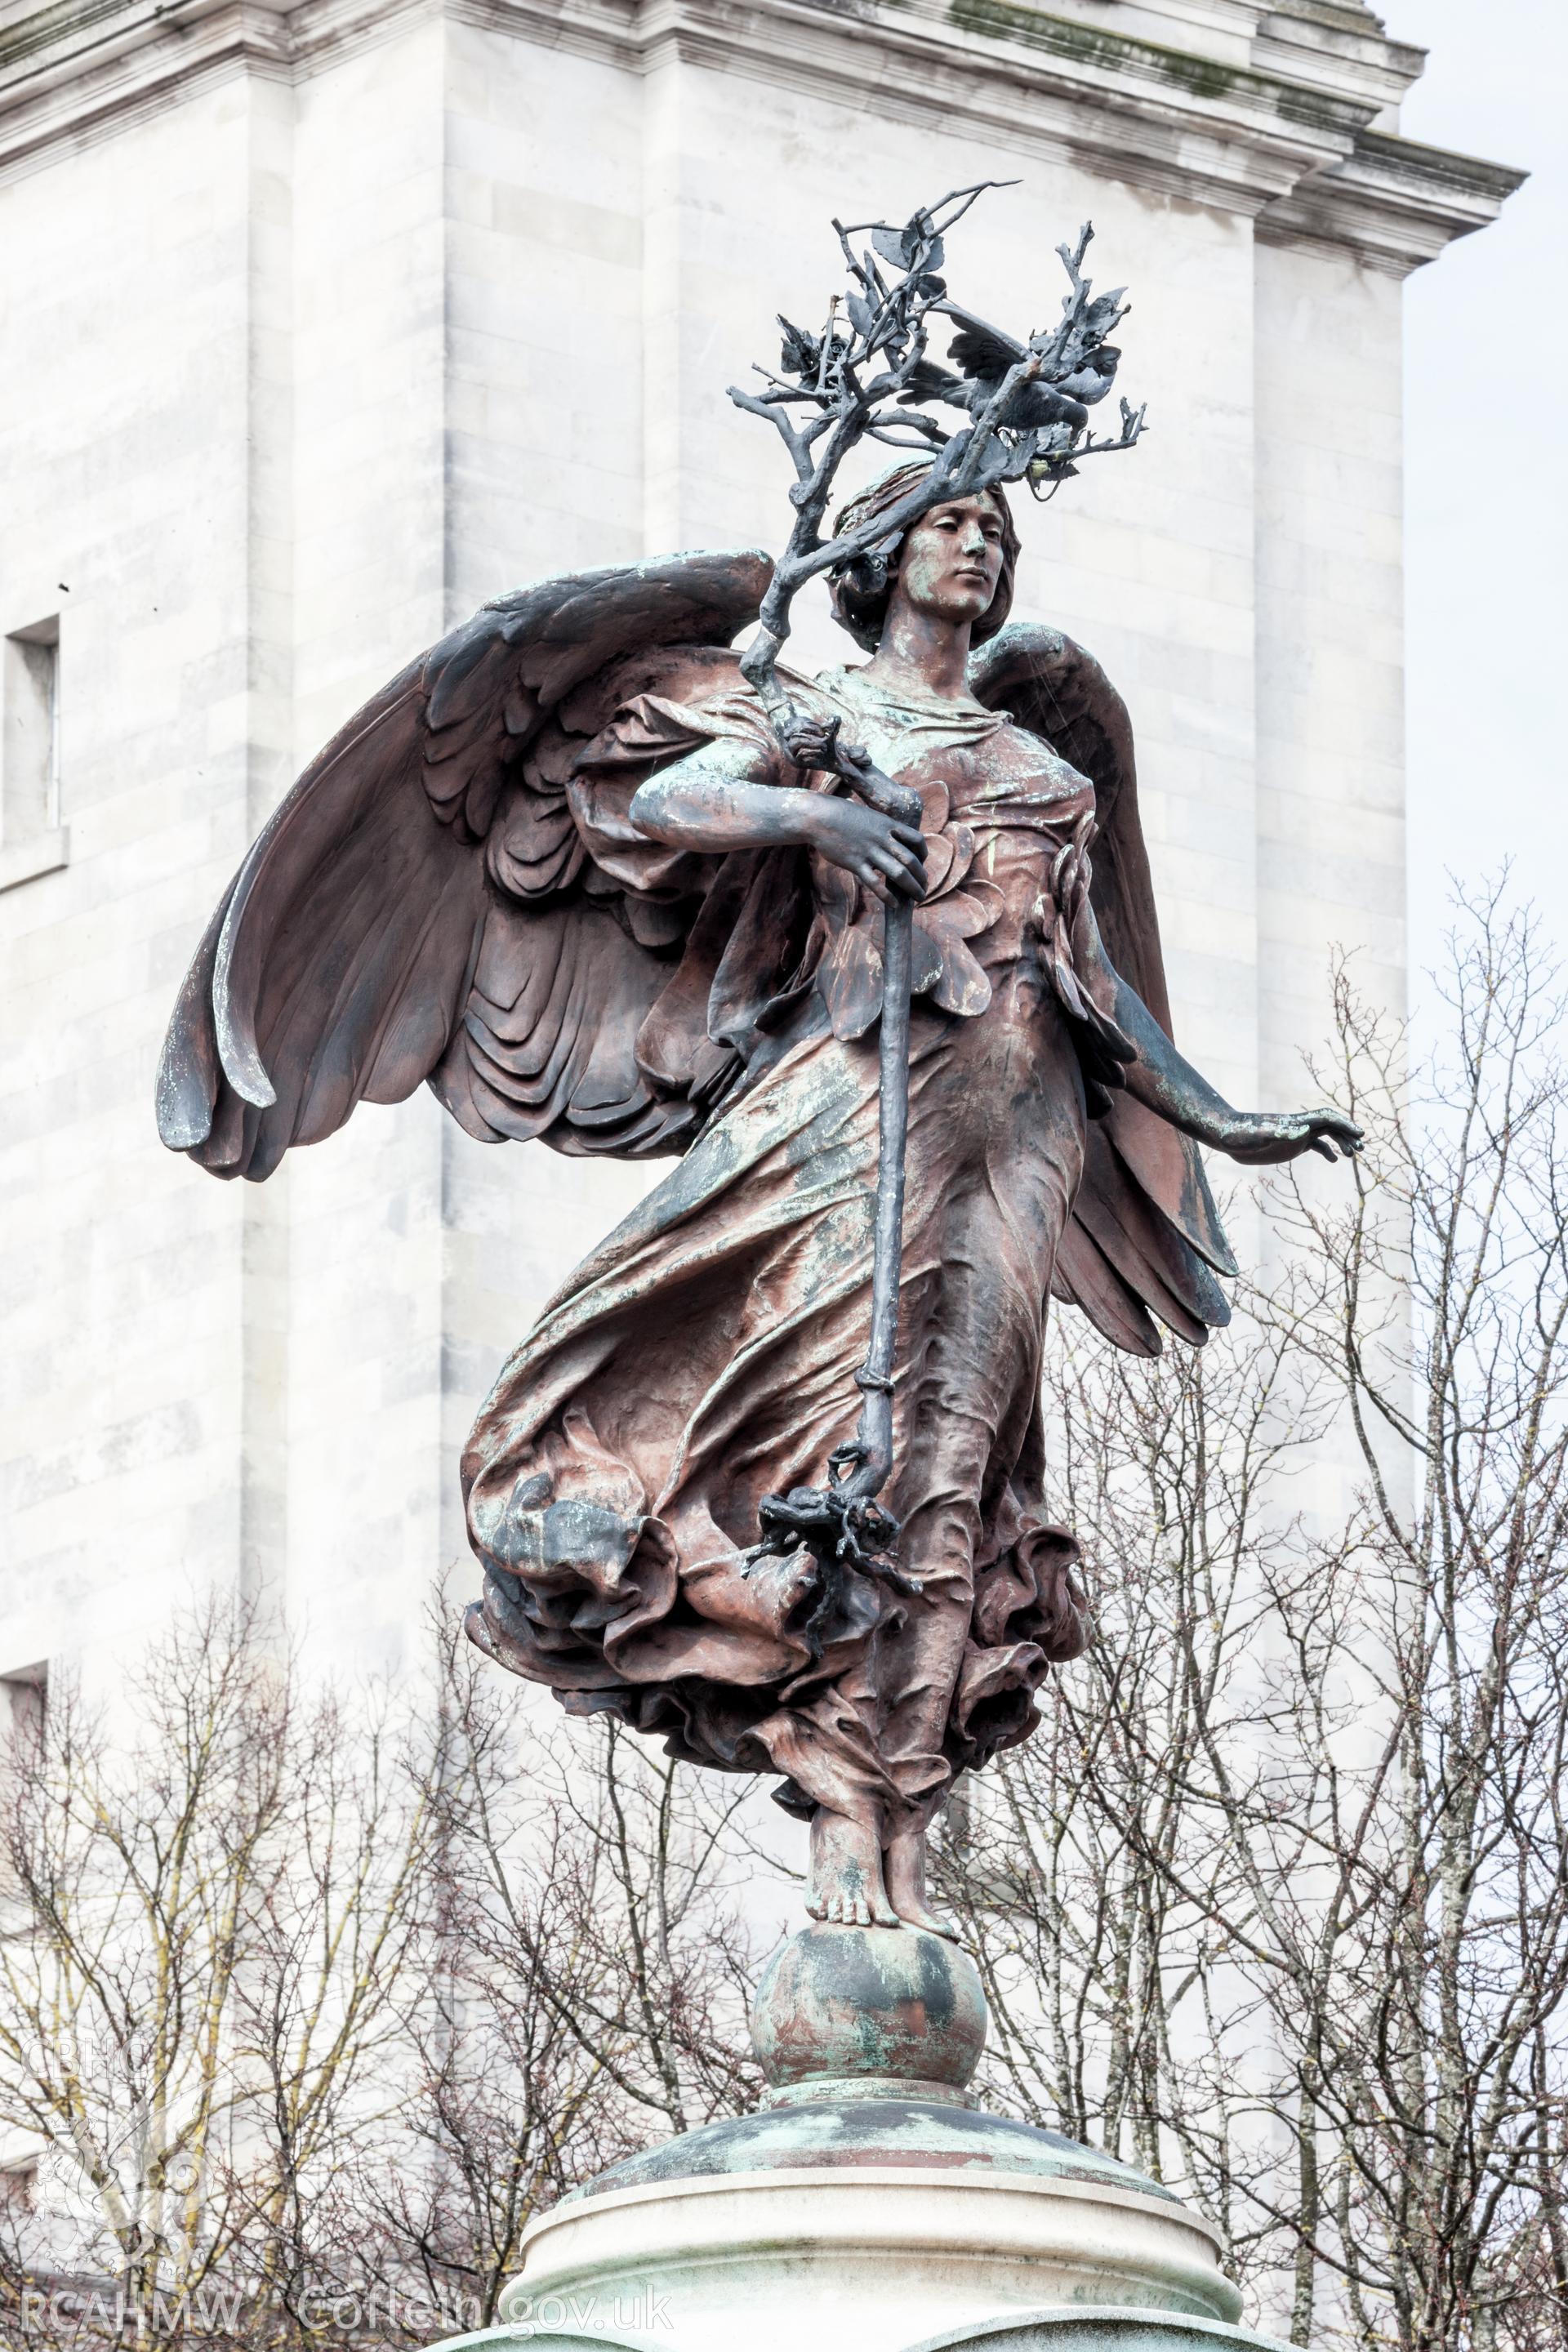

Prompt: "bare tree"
[358,1619,761,2336]
[1247,889,1568,2352]
[0,1598,295,2343]
[938,886,1568,2352]
[930,1305,1330,2283]
[0,1597,762,2351]
[0,1596,445,2352]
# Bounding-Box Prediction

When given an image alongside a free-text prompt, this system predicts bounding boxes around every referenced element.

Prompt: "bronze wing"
[969,623,1237,1357]
[157,553,773,1183]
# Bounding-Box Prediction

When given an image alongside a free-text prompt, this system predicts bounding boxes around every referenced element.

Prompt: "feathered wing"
[969,624,1237,1356]
[157,553,773,1182]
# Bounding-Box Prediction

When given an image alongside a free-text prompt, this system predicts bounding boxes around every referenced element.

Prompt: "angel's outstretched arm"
[630,739,928,902]
[1076,904,1362,1166]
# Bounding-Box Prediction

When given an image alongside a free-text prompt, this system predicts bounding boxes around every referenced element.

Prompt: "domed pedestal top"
[573,2091,1186,2207]
[421,1924,1291,2351]
[577,1925,1181,2212]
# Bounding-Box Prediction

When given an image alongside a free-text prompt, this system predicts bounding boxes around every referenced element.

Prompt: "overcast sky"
[1395,0,1566,987]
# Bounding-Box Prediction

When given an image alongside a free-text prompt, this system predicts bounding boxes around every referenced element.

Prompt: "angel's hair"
[826,461,1020,653]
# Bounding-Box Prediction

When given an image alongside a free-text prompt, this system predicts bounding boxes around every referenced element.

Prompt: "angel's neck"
[862,605,973,703]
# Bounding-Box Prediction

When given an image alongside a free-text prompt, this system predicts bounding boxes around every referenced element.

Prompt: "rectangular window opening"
[2,617,60,849]
[0,1666,47,1906]
[2,1664,47,1751]
[0,2161,38,2215]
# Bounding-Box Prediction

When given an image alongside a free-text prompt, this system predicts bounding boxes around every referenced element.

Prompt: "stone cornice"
[1255,2,1423,121]
[0,0,416,177]
[617,0,1367,212]
[0,0,1524,278]
[1257,127,1528,277]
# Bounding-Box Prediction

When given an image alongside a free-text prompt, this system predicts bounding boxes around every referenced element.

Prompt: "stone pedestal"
[427,1926,1290,2352]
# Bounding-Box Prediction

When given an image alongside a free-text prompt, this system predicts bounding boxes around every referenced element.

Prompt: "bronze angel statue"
[157,191,1359,1938]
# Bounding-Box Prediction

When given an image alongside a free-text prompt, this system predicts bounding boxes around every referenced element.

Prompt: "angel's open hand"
[802,797,927,902]
[1211,1107,1365,1165]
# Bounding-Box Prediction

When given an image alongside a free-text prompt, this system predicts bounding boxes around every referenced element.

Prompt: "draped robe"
[461,666,1120,1836]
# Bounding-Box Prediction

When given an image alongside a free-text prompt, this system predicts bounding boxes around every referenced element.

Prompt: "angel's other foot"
[807,1807,900,1929]
[885,1824,960,1941]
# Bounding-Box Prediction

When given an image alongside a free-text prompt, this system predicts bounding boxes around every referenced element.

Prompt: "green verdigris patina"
[570,2085,1185,2207]
[751,1918,989,2104]
[571,1918,1187,2214]
[479,1920,1256,2348]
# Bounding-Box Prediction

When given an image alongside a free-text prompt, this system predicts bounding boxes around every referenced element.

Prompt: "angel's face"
[892,495,1006,630]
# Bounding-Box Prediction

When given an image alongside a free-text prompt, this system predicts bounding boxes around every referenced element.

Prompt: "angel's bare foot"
[808,1808,900,1928]
[885,1824,960,1941]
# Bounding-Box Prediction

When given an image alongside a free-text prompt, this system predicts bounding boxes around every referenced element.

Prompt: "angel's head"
[827,461,1020,653]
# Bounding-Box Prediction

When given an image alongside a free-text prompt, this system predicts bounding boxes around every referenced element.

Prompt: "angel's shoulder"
[993,715,1096,795]
[566,655,823,796]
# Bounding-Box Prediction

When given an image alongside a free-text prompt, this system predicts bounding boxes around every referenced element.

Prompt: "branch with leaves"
[730,185,1147,739]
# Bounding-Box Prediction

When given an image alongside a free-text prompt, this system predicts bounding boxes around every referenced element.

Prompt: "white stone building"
[0,0,1520,1709]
